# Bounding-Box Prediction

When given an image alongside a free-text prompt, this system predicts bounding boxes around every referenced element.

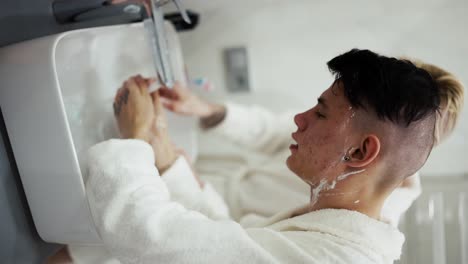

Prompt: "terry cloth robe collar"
[256,207,405,261]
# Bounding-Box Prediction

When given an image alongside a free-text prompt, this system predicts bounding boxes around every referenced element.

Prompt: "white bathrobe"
[79,139,404,263]
[69,154,230,264]
[196,103,422,224]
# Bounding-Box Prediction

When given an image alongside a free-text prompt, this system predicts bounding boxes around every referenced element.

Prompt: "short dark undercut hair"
[327,49,440,126]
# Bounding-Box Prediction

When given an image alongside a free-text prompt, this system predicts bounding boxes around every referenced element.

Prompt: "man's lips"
[290,132,299,151]
[289,144,298,151]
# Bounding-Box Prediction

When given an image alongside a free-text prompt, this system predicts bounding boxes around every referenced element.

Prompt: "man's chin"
[286,156,297,174]
[286,157,317,184]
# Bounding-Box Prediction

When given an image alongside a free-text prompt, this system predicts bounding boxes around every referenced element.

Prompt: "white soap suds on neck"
[337,169,366,181]
[309,168,366,207]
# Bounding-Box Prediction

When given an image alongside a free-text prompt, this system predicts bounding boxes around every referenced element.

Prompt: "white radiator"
[397,175,468,264]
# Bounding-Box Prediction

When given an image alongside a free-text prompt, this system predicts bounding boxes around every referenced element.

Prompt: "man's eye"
[315,111,326,119]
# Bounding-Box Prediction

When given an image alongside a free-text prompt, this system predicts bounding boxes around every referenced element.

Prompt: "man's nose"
[294,112,306,131]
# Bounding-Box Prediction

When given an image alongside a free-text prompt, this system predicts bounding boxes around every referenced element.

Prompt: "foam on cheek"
[342,107,356,128]
[307,105,361,207]
[339,107,356,154]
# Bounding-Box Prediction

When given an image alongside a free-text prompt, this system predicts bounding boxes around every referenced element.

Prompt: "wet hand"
[114,75,155,142]
[114,75,178,173]
[158,82,221,118]
[149,83,178,173]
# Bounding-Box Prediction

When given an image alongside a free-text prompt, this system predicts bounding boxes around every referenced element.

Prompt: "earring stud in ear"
[343,156,350,162]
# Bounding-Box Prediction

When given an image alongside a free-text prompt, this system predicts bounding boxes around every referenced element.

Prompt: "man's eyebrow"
[317,97,328,108]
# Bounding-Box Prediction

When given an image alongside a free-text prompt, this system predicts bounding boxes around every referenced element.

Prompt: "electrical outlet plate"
[224,46,251,93]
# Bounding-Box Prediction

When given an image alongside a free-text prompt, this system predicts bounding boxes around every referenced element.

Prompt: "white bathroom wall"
[176,0,468,176]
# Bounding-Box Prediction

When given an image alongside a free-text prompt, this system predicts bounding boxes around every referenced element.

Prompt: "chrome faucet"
[145,0,191,88]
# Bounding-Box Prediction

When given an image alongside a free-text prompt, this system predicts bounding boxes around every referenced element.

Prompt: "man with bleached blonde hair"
[52,54,464,263]
[53,52,463,262]
[84,49,441,263]
[157,57,464,227]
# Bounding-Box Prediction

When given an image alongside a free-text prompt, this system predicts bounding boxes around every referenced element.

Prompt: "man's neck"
[311,196,383,219]
[292,182,386,220]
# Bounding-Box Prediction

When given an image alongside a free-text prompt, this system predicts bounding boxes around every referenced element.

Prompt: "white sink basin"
[0,22,196,244]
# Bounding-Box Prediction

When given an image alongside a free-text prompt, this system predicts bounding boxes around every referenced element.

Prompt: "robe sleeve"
[207,103,297,154]
[85,139,277,264]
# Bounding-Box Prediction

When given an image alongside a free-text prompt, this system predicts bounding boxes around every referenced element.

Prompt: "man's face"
[287,82,358,185]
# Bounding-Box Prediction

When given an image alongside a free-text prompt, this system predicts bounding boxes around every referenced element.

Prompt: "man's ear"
[346,135,380,168]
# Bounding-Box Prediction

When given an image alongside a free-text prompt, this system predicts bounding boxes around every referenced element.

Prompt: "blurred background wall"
[174,0,468,176]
